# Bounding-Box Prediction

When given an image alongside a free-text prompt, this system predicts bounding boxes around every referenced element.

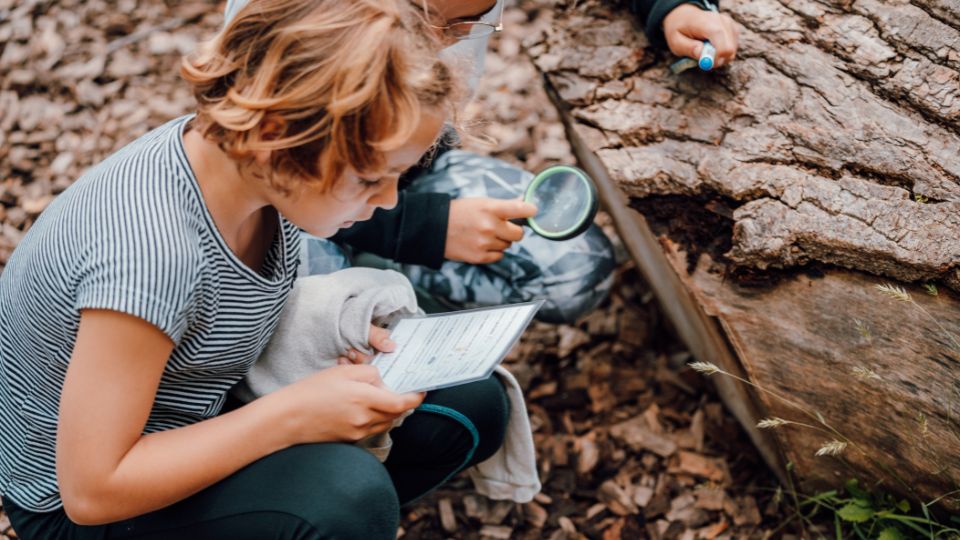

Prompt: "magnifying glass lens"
[529,171,588,234]
[521,165,598,241]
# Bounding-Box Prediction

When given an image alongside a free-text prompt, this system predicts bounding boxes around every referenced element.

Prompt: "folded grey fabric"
[234,267,541,500]
[232,268,419,460]
[473,366,542,502]
[235,267,418,401]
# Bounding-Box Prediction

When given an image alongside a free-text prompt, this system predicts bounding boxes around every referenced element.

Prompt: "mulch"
[0,1,792,538]
[397,263,787,540]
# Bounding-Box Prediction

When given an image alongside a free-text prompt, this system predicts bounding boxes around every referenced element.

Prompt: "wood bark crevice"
[525,0,960,290]
[526,0,960,510]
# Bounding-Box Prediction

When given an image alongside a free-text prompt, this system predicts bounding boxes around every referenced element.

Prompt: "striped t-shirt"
[0,115,301,511]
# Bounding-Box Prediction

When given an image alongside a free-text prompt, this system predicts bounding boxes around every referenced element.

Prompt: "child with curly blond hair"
[0,1,509,538]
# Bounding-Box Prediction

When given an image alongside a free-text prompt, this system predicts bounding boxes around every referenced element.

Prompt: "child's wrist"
[247,392,306,449]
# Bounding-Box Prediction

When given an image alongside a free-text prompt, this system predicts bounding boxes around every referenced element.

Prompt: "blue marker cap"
[698,41,716,71]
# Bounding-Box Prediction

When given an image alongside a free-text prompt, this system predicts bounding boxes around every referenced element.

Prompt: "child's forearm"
[58,311,417,525]
[63,395,296,525]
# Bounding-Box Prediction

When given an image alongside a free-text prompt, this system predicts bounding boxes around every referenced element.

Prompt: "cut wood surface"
[525,0,960,509]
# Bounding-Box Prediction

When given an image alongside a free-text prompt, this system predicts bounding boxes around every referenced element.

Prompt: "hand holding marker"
[669,0,723,74]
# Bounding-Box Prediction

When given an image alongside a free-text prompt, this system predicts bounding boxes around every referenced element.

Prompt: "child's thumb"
[492,198,538,220]
[368,325,395,353]
[667,32,703,59]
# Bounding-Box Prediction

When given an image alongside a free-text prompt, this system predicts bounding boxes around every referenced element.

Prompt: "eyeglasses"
[421,1,504,41]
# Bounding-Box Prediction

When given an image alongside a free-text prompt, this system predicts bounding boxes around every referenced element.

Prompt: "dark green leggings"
[2,378,509,540]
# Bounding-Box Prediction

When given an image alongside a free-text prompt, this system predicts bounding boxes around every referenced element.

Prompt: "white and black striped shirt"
[0,116,301,511]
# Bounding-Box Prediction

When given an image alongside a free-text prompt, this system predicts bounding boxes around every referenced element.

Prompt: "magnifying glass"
[511,165,599,241]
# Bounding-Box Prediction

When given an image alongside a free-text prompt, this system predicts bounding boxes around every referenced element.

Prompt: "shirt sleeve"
[74,206,202,345]
[333,191,451,270]
[629,0,717,49]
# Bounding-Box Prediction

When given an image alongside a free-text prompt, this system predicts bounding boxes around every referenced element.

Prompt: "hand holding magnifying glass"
[445,166,598,264]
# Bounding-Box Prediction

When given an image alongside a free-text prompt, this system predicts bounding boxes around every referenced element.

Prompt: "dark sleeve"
[628,0,715,49]
[333,191,451,270]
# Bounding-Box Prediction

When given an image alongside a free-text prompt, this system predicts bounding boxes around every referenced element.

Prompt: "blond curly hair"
[181,0,457,193]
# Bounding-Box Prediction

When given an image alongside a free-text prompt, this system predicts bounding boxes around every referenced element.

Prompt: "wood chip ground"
[0,1,800,538]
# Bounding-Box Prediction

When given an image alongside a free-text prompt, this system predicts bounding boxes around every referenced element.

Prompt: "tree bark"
[525,0,960,509]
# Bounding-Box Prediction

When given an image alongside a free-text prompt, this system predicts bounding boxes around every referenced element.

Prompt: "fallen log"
[524,0,960,510]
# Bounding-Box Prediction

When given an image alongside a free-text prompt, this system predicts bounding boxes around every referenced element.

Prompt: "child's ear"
[253,149,272,167]
[254,115,286,167]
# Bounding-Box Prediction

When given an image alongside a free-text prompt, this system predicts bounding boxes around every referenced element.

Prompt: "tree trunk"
[524,0,960,509]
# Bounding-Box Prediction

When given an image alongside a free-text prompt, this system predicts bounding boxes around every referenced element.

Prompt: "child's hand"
[445,198,538,264]
[273,364,424,444]
[338,325,395,365]
[662,4,739,68]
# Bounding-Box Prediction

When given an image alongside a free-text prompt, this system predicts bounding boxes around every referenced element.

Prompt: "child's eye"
[358,177,383,188]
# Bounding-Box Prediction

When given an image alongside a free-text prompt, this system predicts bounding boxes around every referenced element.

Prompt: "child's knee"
[421,377,510,467]
[259,444,400,538]
[465,377,510,465]
[537,227,617,324]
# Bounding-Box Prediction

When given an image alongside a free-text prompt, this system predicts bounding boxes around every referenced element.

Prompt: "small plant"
[689,281,960,537]
[688,362,960,540]
[799,480,960,539]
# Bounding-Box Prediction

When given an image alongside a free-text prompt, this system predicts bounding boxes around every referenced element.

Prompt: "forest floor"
[0,1,796,538]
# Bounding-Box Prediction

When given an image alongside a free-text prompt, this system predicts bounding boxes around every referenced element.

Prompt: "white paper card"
[371,300,543,393]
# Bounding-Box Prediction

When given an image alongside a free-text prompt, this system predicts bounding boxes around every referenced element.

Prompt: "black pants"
[3,377,509,540]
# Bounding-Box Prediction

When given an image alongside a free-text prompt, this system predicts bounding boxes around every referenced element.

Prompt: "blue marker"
[670,0,720,74]
[668,41,716,74]
[699,0,719,71]
[698,41,716,71]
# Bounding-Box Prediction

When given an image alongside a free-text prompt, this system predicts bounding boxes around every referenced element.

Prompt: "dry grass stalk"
[875,283,911,302]
[852,366,881,381]
[875,283,960,352]
[814,440,847,457]
[688,361,721,376]
[757,418,791,429]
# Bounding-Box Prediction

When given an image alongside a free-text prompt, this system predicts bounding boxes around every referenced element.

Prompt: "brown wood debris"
[0,0,218,270]
[401,264,785,538]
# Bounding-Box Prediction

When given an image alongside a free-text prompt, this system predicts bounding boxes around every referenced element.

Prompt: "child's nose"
[369,181,399,211]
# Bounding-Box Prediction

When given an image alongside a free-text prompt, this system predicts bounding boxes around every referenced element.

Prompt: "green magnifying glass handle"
[509,217,528,227]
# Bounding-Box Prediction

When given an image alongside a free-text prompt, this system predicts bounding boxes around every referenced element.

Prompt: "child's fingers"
[713,19,738,67]
[339,363,383,383]
[490,199,538,220]
[699,17,737,67]
[364,418,400,436]
[495,220,525,243]
[723,14,739,59]
[480,250,505,264]
[362,385,425,414]
[666,31,704,60]
[342,349,372,364]
[488,238,511,252]
[368,325,395,353]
